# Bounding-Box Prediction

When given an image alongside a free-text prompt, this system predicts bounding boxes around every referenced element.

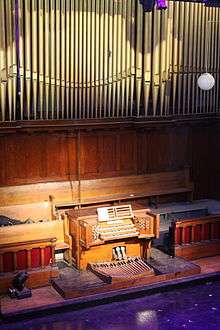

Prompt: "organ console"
[68,205,160,270]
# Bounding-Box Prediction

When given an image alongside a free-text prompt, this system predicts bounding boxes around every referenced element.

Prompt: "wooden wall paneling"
[23,134,45,181]
[118,130,137,174]
[0,132,79,186]
[190,126,211,199]
[0,136,6,185]
[147,128,172,172]
[208,125,220,199]
[0,121,220,201]
[4,135,28,185]
[99,132,118,176]
[169,126,189,170]
[45,133,71,180]
[80,133,99,178]
[66,133,77,181]
[137,130,149,174]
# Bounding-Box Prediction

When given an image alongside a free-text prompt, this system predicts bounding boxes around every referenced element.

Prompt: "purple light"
[156,0,167,9]
[139,0,167,11]
[203,0,220,7]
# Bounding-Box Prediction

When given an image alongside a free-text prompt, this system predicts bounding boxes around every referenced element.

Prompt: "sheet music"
[97,207,109,222]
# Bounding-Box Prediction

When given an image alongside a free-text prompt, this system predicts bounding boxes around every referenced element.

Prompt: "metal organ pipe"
[0,0,220,122]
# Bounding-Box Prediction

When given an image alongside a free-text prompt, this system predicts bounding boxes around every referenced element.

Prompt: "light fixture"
[8,271,32,299]
[197,73,215,91]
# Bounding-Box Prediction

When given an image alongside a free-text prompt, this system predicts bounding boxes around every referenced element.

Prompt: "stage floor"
[1,250,220,320]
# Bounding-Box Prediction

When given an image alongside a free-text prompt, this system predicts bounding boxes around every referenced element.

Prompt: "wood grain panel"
[119,131,137,173]
[99,133,117,175]
[0,136,5,184]
[45,134,71,179]
[81,134,99,178]
[170,127,189,169]
[190,126,211,199]
[5,135,28,183]
[137,130,148,174]
[66,133,77,180]
[147,129,172,172]
[0,122,219,202]
[24,135,44,180]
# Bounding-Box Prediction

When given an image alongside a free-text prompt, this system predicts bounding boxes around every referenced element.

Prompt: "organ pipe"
[0,0,220,122]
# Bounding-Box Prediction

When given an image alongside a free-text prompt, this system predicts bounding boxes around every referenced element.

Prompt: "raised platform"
[1,252,220,320]
[51,248,200,299]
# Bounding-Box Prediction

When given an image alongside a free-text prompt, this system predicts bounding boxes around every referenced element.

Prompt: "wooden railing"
[0,238,56,273]
[170,215,220,260]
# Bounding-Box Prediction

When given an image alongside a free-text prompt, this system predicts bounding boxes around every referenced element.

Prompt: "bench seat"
[0,169,193,209]
[55,187,193,208]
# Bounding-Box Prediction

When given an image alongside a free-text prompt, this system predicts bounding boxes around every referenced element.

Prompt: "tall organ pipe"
[0,0,220,122]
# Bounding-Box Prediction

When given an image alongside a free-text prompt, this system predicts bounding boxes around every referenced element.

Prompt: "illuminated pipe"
[107,0,113,117]
[125,0,132,117]
[70,0,75,119]
[116,2,122,117]
[95,0,100,118]
[172,1,179,114]
[192,3,199,114]
[45,0,50,120]
[164,2,172,115]
[103,0,109,118]
[74,0,79,119]
[177,1,184,114]
[51,0,56,120]
[87,0,92,118]
[90,0,96,118]
[24,0,31,120]
[160,9,168,115]
[65,0,70,119]
[136,1,143,116]
[187,3,194,114]
[99,0,104,118]
[121,0,126,117]
[82,0,87,118]
[130,0,135,117]
[38,0,44,120]
[143,10,152,116]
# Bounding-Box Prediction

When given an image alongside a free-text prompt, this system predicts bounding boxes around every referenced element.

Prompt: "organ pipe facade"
[0,0,220,121]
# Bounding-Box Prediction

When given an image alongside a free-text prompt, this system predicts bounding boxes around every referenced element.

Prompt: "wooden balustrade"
[170,215,220,260]
[0,238,56,273]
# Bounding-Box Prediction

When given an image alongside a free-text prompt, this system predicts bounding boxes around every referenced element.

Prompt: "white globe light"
[197,73,215,91]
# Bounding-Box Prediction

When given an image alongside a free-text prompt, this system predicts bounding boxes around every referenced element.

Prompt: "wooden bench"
[0,218,72,265]
[0,237,57,273]
[0,169,193,211]
[0,201,53,222]
[0,237,59,294]
[55,168,194,209]
[170,214,220,260]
